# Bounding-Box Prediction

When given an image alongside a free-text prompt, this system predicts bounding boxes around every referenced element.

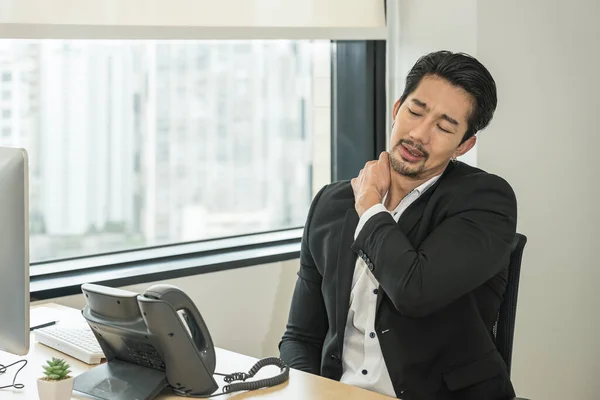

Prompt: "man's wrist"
[355,190,382,217]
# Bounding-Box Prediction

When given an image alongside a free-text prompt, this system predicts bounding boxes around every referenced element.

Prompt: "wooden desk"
[0,304,393,399]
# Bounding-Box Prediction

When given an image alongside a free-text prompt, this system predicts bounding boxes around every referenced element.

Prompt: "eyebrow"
[410,98,460,126]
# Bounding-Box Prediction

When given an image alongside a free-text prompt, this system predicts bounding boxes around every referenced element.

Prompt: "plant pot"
[37,376,74,400]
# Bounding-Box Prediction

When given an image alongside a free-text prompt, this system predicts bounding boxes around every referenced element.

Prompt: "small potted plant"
[37,357,74,400]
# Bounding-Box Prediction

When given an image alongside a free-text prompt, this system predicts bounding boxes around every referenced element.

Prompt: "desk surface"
[0,303,392,399]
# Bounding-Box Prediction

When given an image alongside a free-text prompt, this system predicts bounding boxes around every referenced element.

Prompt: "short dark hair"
[400,50,497,142]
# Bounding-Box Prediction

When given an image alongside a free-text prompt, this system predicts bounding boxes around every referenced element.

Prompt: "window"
[0,39,330,263]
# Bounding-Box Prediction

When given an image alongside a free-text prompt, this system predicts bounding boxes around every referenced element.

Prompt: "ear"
[454,135,477,158]
[392,98,402,120]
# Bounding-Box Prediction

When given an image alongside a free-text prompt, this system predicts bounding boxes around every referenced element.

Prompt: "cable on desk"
[0,359,27,390]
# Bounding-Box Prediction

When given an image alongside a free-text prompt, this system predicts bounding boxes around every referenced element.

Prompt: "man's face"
[389,75,477,180]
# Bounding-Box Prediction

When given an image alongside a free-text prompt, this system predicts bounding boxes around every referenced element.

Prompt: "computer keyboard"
[34,324,105,365]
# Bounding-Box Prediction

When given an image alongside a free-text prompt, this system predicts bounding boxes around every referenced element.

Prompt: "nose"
[409,120,432,144]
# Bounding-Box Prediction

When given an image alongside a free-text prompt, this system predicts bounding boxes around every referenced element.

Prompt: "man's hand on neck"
[351,152,446,217]
[351,152,392,217]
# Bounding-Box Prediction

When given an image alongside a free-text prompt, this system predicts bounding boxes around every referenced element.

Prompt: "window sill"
[30,228,302,300]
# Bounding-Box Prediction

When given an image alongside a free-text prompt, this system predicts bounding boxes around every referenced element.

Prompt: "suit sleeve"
[352,174,517,318]
[278,186,329,374]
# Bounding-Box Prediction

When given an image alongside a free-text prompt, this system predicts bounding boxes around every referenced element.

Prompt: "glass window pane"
[0,39,330,263]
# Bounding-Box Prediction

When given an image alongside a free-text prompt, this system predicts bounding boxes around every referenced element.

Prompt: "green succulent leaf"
[42,357,72,380]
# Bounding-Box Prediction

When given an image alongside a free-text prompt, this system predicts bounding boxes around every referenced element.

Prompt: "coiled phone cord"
[218,357,289,393]
[189,357,289,398]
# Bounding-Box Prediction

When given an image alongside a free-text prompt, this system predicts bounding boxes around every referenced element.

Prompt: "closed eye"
[437,125,452,133]
[408,108,421,116]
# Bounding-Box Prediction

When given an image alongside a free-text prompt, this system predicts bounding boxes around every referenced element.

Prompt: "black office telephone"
[73,283,289,400]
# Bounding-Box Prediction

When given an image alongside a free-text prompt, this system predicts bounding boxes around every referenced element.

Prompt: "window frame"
[331,40,387,181]
[30,39,387,300]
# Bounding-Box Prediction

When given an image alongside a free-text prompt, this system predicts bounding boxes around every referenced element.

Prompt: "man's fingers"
[379,151,391,172]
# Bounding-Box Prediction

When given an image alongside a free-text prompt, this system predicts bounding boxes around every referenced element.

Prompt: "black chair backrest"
[493,233,527,377]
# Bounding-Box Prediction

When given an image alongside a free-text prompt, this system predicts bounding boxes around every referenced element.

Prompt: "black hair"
[400,50,497,142]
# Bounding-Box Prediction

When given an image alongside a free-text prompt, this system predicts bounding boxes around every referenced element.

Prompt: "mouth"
[399,143,426,163]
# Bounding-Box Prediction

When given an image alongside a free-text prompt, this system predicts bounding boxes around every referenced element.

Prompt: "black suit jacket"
[279,161,518,400]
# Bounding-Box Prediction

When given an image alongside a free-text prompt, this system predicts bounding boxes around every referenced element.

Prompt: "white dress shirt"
[339,175,440,397]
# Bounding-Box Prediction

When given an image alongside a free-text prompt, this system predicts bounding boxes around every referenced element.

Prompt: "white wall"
[477,1,600,399]
[36,259,300,359]
[393,0,600,398]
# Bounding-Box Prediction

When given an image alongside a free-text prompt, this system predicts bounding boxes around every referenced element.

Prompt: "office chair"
[492,232,528,400]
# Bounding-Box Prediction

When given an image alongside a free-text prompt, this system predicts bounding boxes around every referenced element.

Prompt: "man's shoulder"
[438,162,517,212]
[307,180,354,222]
[317,180,354,201]
[443,161,514,194]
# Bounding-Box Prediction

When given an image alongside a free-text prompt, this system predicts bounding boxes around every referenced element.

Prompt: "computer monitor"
[0,147,29,356]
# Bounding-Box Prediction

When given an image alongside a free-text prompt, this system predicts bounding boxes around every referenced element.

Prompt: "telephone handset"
[73,283,289,400]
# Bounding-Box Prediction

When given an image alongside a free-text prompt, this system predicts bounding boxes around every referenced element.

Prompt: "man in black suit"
[279,51,518,400]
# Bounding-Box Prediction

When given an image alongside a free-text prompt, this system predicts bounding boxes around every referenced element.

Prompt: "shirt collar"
[383,174,441,201]
[412,174,441,196]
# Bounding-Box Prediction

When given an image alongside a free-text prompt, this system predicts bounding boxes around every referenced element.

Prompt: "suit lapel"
[397,165,450,235]
[336,208,359,352]
[397,199,426,235]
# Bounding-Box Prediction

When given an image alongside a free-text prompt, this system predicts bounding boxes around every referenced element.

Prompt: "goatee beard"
[390,140,428,178]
